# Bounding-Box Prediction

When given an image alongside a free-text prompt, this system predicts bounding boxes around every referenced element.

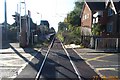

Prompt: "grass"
[56,33,64,42]
[30,39,50,48]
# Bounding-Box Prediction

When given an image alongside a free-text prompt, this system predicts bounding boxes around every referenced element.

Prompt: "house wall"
[81,3,92,28]
[99,11,108,25]
[81,27,91,35]
[81,3,92,36]
[118,15,120,36]
[98,14,120,38]
[105,2,120,37]
[107,15,117,33]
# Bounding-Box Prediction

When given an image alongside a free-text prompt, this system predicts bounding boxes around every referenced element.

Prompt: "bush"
[92,23,101,36]
[57,26,81,45]
[63,31,81,45]
[57,32,64,42]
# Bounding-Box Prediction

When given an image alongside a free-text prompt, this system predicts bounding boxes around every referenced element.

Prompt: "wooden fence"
[95,38,120,51]
[81,35,120,51]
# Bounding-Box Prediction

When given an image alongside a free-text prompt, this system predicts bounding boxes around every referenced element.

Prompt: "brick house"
[104,0,120,37]
[80,1,106,47]
[81,0,120,37]
[81,1,105,36]
[80,0,120,50]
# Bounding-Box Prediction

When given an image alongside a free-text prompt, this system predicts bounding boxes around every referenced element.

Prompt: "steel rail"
[61,42,82,80]
[35,37,55,80]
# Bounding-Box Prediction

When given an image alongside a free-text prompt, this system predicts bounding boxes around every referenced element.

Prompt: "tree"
[58,22,67,32]
[50,27,55,33]
[57,1,84,44]
[67,11,80,26]
[74,1,84,15]
[66,1,84,27]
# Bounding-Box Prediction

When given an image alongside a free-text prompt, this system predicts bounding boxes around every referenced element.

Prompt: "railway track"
[13,37,100,80]
[35,37,55,80]
[35,38,83,80]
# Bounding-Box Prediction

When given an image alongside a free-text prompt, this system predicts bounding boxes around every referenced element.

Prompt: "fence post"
[32,32,33,45]
[95,38,97,50]
[116,38,118,51]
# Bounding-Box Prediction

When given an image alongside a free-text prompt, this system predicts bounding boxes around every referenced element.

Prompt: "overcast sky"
[0,0,77,31]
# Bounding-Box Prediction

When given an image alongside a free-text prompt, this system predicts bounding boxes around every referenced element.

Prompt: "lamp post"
[4,0,7,41]
[20,0,26,33]
[36,12,39,25]
[36,12,42,25]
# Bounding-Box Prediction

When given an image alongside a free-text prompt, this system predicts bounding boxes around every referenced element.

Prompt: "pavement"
[65,44,120,79]
[0,42,40,80]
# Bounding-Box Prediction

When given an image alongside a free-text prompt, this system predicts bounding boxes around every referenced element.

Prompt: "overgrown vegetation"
[92,23,101,36]
[57,1,84,45]
[32,39,50,48]
[57,31,64,42]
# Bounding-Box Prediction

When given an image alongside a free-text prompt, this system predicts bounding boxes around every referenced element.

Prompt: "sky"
[0,0,77,31]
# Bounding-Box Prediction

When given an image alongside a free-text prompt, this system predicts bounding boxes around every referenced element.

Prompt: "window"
[87,14,89,18]
[85,15,87,19]
[108,8,113,16]
[82,15,85,20]
[83,14,89,20]
[93,18,95,24]
[107,22,113,32]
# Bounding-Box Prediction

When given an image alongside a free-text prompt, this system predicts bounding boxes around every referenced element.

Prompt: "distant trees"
[57,1,84,44]
[66,1,84,27]
[58,22,67,32]
[49,27,55,33]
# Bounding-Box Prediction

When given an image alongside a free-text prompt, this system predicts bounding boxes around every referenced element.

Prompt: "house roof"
[106,0,120,14]
[113,2,120,13]
[80,2,105,18]
[86,2,105,11]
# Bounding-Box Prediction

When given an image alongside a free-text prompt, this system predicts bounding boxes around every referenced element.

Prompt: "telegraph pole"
[4,0,7,41]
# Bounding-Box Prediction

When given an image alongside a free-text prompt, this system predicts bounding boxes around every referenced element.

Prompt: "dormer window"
[108,8,114,16]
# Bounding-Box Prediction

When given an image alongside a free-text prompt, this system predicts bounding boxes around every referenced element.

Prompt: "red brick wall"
[81,3,92,28]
